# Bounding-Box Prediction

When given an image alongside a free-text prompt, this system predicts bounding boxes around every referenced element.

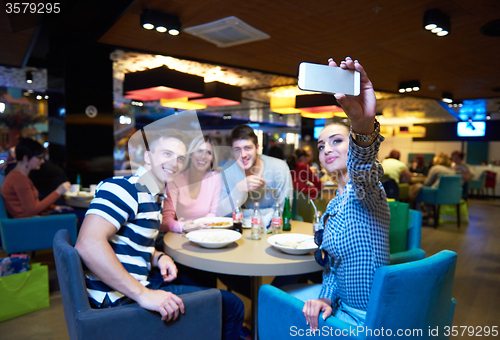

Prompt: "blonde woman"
[162,135,222,233]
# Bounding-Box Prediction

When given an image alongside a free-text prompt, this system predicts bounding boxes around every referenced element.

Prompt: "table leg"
[251,276,262,340]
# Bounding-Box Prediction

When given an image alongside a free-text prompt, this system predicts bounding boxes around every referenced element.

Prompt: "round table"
[164,220,322,340]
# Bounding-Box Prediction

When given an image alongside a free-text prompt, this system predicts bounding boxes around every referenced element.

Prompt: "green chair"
[388,200,426,264]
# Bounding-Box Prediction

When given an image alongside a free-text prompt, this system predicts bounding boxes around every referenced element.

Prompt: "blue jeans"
[97,271,244,340]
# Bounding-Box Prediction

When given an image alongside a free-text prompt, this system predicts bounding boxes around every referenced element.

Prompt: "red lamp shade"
[190,81,242,106]
[295,93,343,113]
[123,66,205,101]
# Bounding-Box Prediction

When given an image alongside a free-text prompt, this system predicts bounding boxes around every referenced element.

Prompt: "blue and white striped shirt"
[319,134,390,311]
[84,166,164,306]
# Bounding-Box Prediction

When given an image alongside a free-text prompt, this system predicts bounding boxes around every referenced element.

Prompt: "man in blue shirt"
[75,129,243,340]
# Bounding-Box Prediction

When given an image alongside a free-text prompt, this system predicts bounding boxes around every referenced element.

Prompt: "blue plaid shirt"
[318,134,390,311]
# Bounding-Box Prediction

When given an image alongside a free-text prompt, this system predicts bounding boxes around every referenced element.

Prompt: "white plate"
[194,217,233,228]
[186,229,241,248]
[267,233,317,255]
[64,191,94,200]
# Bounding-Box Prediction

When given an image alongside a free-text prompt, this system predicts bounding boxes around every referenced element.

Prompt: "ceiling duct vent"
[184,16,270,48]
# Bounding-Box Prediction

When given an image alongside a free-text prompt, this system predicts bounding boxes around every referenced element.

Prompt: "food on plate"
[209,221,231,227]
[200,234,230,242]
[275,240,313,249]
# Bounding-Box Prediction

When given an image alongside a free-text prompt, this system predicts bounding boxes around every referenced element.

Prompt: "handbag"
[0,263,50,322]
[439,199,469,225]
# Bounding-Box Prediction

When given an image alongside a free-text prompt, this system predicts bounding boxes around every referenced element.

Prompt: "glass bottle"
[313,211,322,233]
[251,202,263,240]
[282,197,292,231]
[271,202,282,234]
[232,200,243,233]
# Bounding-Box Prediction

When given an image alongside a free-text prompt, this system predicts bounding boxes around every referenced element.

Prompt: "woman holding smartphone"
[299,57,390,329]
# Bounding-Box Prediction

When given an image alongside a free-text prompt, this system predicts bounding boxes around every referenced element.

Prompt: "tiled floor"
[1,199,499,339]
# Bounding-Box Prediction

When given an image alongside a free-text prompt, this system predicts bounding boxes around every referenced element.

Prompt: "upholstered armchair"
[53,229,222,340]
[258,250,457,340]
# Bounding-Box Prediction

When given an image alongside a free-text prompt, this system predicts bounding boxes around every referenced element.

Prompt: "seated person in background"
[218,124,292,225]
[266,138,284,160]
[424,153,456,187]
[1,138,71,218]
[409,152,456,204]
[451,150,472,184]
[75,130,244,340]
[287,148,322,200]
[381,149,412,184]
[302,144,321,176]
[410,154,429,176]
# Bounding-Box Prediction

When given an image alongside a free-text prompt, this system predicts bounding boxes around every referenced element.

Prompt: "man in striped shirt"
[75,130,243,340]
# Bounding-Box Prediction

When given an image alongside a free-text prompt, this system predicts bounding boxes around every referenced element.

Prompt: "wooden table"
[163,220,322,340]
[63,194,93,209]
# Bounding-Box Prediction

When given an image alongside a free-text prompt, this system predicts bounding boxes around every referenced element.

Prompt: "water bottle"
[313,211,322,233]
[232,200,243,234]
[282,197,292,231]
[251,202,263,240]
[271,202,282,234]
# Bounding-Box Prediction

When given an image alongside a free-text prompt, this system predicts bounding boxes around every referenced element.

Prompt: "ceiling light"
[0,102,5,113]
[123,66,205,101]
[398,80,421,93]
[130,100,144,107]
[486,113,491,120]
[160,97,207,110]
[140,9,181,36]
[295,93,344,113]
[300,111,336,119]
[26,71,33,84]
[189,81,242,106]
[442,92,453,104]
[270,97,302,114]
[423,9,450,37]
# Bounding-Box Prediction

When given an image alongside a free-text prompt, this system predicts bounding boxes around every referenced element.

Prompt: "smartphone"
[298,62,360,96]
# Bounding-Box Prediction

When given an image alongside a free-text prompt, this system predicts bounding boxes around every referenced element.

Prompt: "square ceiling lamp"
[160,97,207,110]
[423,9,450,36]
[190,81,242,106]
[123,66,205,102]
[398,80,420,93]
[141,9,181,35]
[295,93,346,119]
[270,97,302,114]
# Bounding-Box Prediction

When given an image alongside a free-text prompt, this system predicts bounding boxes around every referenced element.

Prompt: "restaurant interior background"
[1,0,500,193]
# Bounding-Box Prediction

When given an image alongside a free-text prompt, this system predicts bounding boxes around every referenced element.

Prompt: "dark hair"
[15,138,44,161]
[451,150,464,160]
[230,125,258,146]
[413,154,425,168]
[286,148,307,170]
[388,150,401,160]
[146,129,186,152]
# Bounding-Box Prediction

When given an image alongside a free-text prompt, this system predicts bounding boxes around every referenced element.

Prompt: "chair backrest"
[53,229,92,339]
[365,250,457,338]
[381,175,399,200]
[0,194,9,219]
[388,200,409,253]
[485,171,497,188]
[436,175,462,205]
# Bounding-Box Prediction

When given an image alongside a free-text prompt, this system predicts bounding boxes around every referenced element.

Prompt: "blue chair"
[53,229,222,340]
[258,250,457,340]
[417,175,463,228]
[390,209,426,264]
[468,171,486,197]
[0,194,77,254]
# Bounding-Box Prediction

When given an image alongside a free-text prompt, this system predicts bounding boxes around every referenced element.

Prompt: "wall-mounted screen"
[457,121,486,137]
[313,126,323,140]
